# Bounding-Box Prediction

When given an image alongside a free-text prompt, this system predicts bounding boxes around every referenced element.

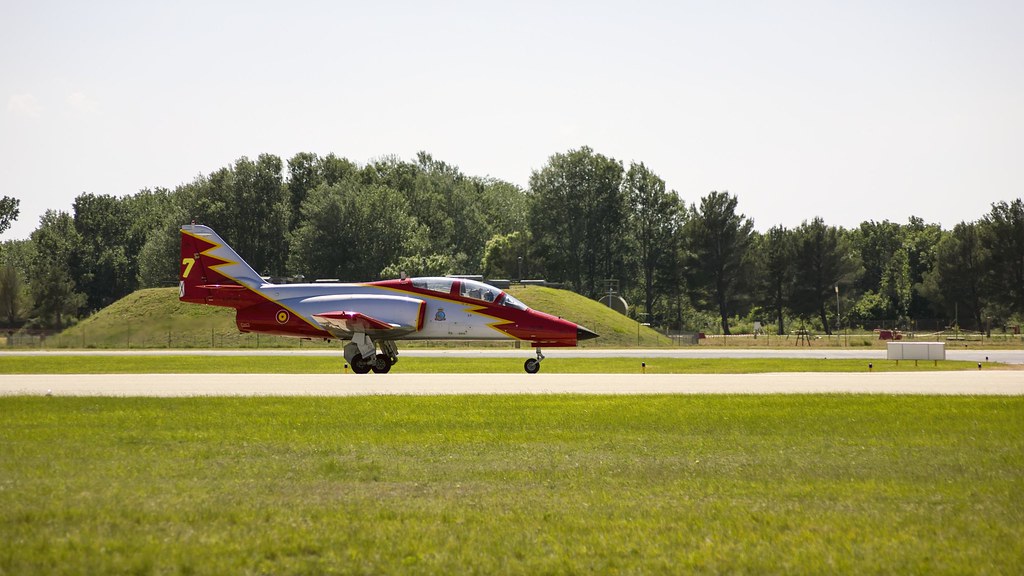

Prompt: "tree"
[380,253,465,279]
[288,182,427,281]
[288,183,349,279]
[477,178,528,240]
[319,153,358,186]
[847,290,889,329]
[124,188,180,288]
[185,169,233,231]
[879,246,912,323]
[854,220,902,295]
[481,231,531,279]
[902,216,942,318]
[683,191,754,335]
[356,153,523,273]
[0,240,33,328]
[180,156,290,276]
[284,152,359,233]
[286,152,324,232]
[137,206,189,288]
[72,193,134,311]
[230,154,290,276]
[853,219,909,321]
[0,264,24,327]
[921,222,986,329]
[751,225,795,335]
[28,211,86,328]
[0,196,20,235]
[791,218,861,334]
[852,217,939,324]
[979,199,1024,318]
[657,226,691,331]
[623,162,684,319]
[364,155,446,245]
[410,153,493,271]
[527,147,626,296]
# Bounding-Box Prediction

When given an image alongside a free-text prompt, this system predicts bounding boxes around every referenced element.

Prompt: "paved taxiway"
[2,371,1021,396]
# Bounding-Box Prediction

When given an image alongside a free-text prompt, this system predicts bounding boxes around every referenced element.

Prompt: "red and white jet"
[179,224,598,373]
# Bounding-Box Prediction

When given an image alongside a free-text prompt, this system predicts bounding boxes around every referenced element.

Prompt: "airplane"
[179,224,598,373]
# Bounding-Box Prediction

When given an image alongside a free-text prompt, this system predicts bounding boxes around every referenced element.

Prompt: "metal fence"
[2,329,337,350]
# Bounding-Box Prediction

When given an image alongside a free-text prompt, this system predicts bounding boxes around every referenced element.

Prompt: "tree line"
[0,146,1021,335]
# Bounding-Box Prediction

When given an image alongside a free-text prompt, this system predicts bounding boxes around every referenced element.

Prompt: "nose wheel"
[524,348,545,374]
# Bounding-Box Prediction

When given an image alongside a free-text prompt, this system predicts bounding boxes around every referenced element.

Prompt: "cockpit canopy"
[409,277,527,310]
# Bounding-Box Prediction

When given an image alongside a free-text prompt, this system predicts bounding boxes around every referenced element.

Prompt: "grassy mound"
[51,285,664,349]
[55,288,240,349]
[507,285,670,347]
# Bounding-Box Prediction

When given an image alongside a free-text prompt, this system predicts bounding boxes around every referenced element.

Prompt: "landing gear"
[343,336,399,375]
[379,340,399,367]
[372,353,392,374]
[350,355,373,374]
[524,348,545,374]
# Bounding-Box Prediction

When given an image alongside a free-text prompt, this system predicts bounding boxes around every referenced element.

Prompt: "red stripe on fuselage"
[369,279,579,346]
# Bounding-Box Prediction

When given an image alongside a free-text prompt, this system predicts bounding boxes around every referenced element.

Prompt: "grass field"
[0,355,1007,374]
[1,395,1021,574]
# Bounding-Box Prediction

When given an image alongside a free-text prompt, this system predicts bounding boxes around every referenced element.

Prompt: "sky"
[2,0,1022,240]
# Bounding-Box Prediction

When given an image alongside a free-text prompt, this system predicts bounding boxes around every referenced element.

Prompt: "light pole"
[638,322,651,347]
[637,313,649,347]
[835,285,840,345]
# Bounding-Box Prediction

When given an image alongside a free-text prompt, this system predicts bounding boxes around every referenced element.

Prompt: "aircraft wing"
[311,310,417,339]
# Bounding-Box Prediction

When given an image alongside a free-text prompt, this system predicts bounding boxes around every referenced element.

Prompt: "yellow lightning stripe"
[182,229,327,336]
[466,304,524,339]
[182,229,245,284]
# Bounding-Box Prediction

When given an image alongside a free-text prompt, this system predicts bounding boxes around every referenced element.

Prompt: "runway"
[2,371,1021,396]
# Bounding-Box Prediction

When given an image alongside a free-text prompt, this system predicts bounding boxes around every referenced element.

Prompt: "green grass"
[0,355,1004,374]
[1,395,1021,574]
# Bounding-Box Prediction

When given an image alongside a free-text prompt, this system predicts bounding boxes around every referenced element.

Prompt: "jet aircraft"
[179,224,598,373]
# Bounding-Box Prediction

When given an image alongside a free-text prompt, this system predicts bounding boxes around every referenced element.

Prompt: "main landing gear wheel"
[350,355,372,374]
[371,353,393,374]
[344,338,399,375]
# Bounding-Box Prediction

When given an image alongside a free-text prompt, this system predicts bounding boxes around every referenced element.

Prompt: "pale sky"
[2,0,1022,240]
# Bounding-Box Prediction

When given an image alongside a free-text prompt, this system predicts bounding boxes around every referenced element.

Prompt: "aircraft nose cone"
[577,326,599,341]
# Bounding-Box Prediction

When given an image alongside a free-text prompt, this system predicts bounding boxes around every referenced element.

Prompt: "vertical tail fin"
[180,224,265,307]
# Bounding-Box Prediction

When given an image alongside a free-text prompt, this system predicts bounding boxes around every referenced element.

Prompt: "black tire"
[371,353,392,374]
[524,358,540,374]
[351,356,372,374]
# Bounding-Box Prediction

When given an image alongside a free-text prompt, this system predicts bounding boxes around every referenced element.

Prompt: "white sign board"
[886,342,946,361]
